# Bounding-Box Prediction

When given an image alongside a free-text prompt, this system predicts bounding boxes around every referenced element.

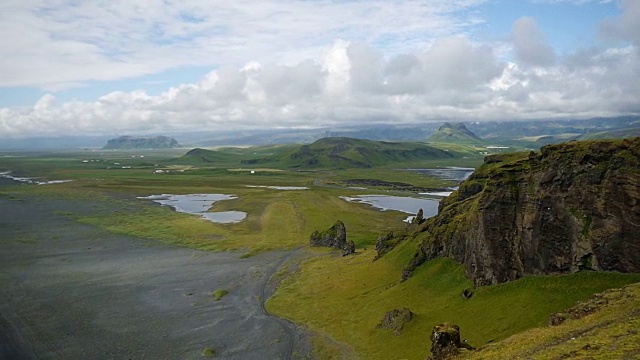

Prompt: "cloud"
[1,1,639,138]
[511,17,556,67]
[600,0,640,46]
[0,0,487,90]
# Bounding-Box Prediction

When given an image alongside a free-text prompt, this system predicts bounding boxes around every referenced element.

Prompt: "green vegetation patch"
[212,289,229,301]
[267,242,640,359]
[202,347,216,357]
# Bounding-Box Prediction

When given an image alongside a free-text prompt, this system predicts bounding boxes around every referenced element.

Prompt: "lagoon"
[139,194,246,224]
[340,194,439,221]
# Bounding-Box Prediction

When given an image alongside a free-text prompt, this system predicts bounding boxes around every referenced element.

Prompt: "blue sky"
[0,0,638,138]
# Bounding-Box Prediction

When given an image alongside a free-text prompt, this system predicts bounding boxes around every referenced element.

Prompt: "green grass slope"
[267,242,640,359]
[463,282,640,359]
[241,137,458,168]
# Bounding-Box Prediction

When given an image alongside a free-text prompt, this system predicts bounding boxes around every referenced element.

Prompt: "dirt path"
[0,193,310,359]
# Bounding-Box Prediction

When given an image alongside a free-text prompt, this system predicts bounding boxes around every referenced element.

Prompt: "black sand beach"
[0,191,309,359]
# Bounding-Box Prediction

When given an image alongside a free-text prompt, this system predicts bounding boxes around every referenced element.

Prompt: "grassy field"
[2,145,638,359]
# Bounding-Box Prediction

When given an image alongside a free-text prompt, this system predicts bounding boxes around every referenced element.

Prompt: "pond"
[340,194,440,222]
[406,167,475,197]
[0,171,73,185]
[138,194,246,224]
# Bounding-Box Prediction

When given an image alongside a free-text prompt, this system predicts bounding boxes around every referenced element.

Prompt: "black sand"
[0,192,309,359]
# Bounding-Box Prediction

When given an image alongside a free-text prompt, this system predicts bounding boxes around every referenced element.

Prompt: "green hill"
[428,122,483,144]
[241,137,458,168]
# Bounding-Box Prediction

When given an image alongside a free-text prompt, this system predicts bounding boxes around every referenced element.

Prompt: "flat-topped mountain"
[428,122,483,144]
[401,137,640,286]
[103,135,180,149]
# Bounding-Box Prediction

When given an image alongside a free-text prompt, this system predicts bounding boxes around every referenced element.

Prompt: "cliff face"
[404,138,640,286]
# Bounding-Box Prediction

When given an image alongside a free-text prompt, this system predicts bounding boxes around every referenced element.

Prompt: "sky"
[1,0,639,138]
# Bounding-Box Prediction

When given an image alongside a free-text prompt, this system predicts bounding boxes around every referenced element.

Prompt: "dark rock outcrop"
[103,135,180,149]
[342,240,356,256]
[375,308,413,336]
[427,323,474,360]
[374,232,397,259]
[403,138,640,286]
[548,289,612,326]
[310,220,347,250]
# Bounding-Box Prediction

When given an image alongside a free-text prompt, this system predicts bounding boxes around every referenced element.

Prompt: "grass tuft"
[212,289,229,301]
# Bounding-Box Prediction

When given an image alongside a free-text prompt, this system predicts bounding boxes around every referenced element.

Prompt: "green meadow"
[2,143,638,359]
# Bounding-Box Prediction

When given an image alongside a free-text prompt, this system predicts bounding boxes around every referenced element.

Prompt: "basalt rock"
[427,323,474,360]
[310,220,347,250]
[375,308,414,336]
[342,240,356,256]
[403,138,640,286]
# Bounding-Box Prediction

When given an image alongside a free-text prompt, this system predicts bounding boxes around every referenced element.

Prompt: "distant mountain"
[240,137,457,168]
[103,136,180,149]
[466,116,640,146]
[177,148,245,164]
[427,122,483,143]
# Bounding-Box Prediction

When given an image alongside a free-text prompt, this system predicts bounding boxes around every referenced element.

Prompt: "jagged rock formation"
[103,135,180,149]
[403,138,640,286]
[427,323,474,360]
[428,122,483,143]
[342,240,356,256]
[310,220,348,250]
[375,308,413,336]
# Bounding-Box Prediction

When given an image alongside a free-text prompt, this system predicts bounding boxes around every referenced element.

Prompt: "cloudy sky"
[1,0,638,138]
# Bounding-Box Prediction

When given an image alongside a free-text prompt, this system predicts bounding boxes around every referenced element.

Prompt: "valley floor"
[0,193,310,359]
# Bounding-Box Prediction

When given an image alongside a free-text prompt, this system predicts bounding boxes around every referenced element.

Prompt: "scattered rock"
[461,289,473,299]
[376,308,414,336]
[342,240,356,256]
[412,209,425,225]
[427,323,474,360]
[310,220,347,249]
[548,291,610,326]
[311,220,356,256]
[374,231,396,259]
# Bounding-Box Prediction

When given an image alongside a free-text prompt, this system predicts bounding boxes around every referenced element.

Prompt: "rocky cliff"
[403,138,640,286]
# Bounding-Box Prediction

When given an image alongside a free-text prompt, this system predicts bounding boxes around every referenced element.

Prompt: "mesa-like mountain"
[240,137,457,168]
[399,137,640,287]
[103,135,180,149]
[427,122,483,144]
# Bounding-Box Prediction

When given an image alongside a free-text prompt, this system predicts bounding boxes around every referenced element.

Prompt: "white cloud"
[0,0,487,90]
[511,17,556,67]
[600,0,640,46]
[1,1,639,138]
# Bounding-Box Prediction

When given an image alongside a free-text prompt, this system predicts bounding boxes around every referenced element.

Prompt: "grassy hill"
[428,123,483,144]
[463,281,640,359]
[240,137,458,168]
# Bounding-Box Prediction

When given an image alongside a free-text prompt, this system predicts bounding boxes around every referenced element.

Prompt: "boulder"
[427,323,474,360]
[342,240,356,256]
[375,308,413,336]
